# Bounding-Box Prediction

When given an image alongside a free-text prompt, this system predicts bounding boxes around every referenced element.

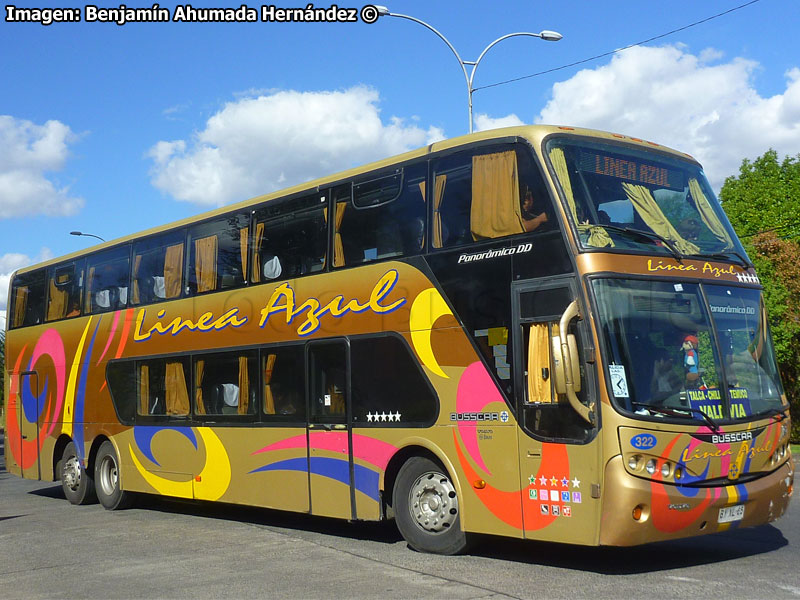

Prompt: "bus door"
[19,371,42,480]
[512,280,602,545]
[306,340,355,520]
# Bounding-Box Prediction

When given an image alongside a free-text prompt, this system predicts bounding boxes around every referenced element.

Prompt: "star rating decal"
[735,272,760,284]
[366,411,401,422]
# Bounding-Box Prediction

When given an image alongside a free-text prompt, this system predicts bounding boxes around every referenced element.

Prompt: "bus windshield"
[546,138,749,263]
[592,278,786,424]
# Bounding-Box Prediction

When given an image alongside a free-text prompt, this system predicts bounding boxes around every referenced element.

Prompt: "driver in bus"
[521,186,550,232]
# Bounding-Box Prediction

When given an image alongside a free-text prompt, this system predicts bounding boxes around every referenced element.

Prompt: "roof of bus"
[13,124,698,275]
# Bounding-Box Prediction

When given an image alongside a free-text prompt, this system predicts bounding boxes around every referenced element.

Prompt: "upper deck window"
[431,143,553,249]
[9,269,46,328]
[188,214,249,295]
[546,138,748,262]
[85,246,130,314]
[334,163,427,267]
[131,231,185,305]
[252,193,327,282]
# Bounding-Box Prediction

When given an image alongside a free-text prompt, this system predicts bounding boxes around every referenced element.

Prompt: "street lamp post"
[70,231,106,243]
[375,6,561,133]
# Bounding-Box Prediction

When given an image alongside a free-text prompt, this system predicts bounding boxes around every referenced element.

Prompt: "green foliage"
[720,150,800,441]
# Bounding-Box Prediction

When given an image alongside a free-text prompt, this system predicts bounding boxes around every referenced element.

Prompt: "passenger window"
[252,194,327,282]
[132,231,185,305]
[46,261,84,322]
[335,164,427,267]
[350,335,437,425]
[137,357,190,418]
[262,345,306,419]
[432,145,552,248]
[188,214,249,295]
[106,360,136,424]
[194,351,257,418]
[86,246,130,314]
[10,269,46,328]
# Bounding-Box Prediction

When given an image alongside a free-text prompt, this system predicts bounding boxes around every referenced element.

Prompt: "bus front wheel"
[61,442,97,505]
[95,441,132,510]
[393,457,470,555]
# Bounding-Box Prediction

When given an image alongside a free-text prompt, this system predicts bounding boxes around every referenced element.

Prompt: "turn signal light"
[632,505,643,521]
[473,479,486,489]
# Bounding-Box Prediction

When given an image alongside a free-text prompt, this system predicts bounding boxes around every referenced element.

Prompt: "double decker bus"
[4,125,793,555]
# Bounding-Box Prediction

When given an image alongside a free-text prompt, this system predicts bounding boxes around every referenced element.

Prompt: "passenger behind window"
[520,186,550,233]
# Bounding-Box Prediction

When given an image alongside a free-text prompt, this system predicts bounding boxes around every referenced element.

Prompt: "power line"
[472,0,762,92]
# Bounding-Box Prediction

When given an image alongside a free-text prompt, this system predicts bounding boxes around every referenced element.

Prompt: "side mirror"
[551,300,595,426]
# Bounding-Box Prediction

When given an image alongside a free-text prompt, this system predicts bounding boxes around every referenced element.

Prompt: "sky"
[2,0,799,330]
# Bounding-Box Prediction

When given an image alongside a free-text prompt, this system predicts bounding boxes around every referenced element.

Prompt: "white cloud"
[0,116,84,218]
[474,113,526,132]
[533,45,800,189]
[149,86,445,206]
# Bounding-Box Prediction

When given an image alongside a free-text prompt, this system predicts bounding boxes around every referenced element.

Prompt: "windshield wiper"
[753,407,788,422]
[690,251,752,269]
[632,402,719,432]
[597,225,683,261]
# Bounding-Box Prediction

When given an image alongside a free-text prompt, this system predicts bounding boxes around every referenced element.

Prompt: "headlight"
[646,459,657,475]
[661,462,671,478]
[628,455,641,470]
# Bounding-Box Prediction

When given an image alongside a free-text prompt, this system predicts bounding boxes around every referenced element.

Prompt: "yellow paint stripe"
[62,317,93,437]
[718,485,739,532]
[129,444,193,499]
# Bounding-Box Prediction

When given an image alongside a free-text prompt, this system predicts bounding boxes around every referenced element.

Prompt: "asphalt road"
[1,432,798,600]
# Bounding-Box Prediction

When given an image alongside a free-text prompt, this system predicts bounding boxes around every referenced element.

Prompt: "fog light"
[646,459,657,475]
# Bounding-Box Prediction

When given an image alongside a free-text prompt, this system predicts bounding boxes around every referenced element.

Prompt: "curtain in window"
[85,267,96,313]
[194,236,217,294]
[527,323,553,404]
[195,359,206,415]
[13,286,27,328]
[470,151,524,240]
[238,356,250,415]
[239,226,249,283]
[689,178,732,245]
[165,361,189,416]
[264,353,276,414]
[432,174,447,248]
[550,147,613,248]
[139,364,150,415]
[46,277,68,321]
[622,183,700,255]
[164,243,184,299]
[131,254,143,304]
[252,222,265,283]
[334,201,347,267]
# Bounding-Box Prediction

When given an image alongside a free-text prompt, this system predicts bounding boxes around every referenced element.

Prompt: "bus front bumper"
[598,455,794,546]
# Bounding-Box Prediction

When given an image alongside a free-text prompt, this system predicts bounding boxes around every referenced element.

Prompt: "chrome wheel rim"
[98,454,118,496]
[408,471,458,534]
[63,456,82,492]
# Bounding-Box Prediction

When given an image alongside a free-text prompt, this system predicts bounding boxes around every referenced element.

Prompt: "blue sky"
[2,0,799,328]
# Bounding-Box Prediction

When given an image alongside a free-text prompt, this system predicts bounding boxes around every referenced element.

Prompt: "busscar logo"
[691,427,763,445]
[450,412,501,422]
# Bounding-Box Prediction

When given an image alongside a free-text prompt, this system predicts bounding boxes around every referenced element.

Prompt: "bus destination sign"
[579,151,684,190]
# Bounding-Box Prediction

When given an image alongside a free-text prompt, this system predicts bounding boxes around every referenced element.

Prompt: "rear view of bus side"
[4,125,793,555]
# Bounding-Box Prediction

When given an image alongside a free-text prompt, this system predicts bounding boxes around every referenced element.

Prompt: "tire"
[61,441,97,505]
[393,457,470,555]
[94,441,133,510]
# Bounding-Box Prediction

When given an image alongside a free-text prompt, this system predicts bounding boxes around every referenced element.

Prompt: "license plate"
[718,504,745,523]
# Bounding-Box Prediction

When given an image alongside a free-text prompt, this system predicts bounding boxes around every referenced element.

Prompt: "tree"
[719,150,800,441]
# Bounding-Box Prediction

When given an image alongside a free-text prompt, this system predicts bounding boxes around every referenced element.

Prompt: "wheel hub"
[63,456,82,491]
[409,471,458,534]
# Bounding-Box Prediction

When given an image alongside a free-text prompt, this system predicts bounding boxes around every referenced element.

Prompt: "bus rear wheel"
[95,441,132,510]
[393,457,469,555]
[61,441,97,505]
